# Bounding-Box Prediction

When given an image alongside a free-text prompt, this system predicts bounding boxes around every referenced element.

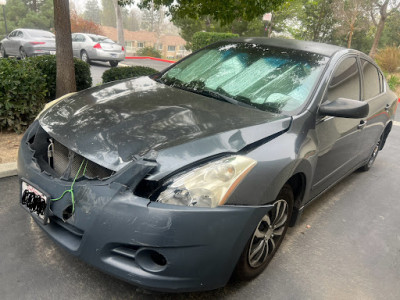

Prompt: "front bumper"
[18,129,273,292]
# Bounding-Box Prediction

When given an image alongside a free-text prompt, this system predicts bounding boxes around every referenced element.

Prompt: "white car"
[72,33,125,67]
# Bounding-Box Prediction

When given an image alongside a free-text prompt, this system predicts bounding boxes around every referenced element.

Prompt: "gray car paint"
[0,28,55,57]
[18,38,398,292]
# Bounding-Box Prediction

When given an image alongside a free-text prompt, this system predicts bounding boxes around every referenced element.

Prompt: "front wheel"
[234,184,293,280]
[0,45,8,58]
[109,60,119,67]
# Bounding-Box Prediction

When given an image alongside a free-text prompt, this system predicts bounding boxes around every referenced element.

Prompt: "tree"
[71,10,102,34]
[84,0,101,24]
[297,0,337,42]
[334,0,367,48]
[101,0,116,26]
[113,0,124,46]
[53,0,75,97]
[0,0,53,36]
[369,0,400,57]
[141,0,287,25]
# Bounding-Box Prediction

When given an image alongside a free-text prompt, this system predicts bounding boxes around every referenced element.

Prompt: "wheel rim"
[20,49,26,59]
[367,141,379,168]
[81,52,87,62]
[248,199,288,268]
[0,46,4,57]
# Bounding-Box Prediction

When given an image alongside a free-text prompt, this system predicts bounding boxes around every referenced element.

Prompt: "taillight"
[30,42,45,45]
[122,46,125,51]
[93,43,102,49]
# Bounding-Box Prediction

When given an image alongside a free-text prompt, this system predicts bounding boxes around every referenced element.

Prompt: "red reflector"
[398,98,400,102]
[93,43,102,49]
[30,42,45,45]
[122,46,125,51]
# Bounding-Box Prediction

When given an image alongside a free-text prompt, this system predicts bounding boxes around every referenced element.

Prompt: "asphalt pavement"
[1,110,399,299]
[90,59,172,86]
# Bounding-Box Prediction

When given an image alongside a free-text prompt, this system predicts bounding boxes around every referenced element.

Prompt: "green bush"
[0,59,47,132]
[192,32,239,51]
[102,66,158,83]
[28,55,92,100]
[387,74,400,91]
[137,46,162,58]
[375,46,400,73]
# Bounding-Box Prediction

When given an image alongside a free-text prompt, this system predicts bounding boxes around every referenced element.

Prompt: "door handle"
[385,104,390,112]
[357,120,367,129]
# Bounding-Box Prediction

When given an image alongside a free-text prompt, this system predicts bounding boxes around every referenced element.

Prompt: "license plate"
[21,180,50,224]
[50,51,56,55]
[110,53,117,57]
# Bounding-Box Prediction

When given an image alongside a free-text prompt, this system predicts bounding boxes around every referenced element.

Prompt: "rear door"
[311,56,364,198]
[358,59,391,161]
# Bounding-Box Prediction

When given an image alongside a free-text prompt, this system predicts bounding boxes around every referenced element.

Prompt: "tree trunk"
[347,23,354,48]
[113,0,125,46]
[53,0,76,98]
[369,19,385,58]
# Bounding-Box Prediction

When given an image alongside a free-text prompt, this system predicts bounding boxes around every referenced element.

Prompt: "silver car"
[0,28,56,58]
[72,33,125,67]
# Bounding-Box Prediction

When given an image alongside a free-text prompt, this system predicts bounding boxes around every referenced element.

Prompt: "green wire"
[51,159,88,213]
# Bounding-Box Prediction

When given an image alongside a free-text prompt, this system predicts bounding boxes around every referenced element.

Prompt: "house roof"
[100,25,186,46]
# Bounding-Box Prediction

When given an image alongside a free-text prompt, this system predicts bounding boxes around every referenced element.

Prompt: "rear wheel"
[234,184,293,280]
[109,60,119,67]
[359,139,380,172]
[0,45,7,58]
[19,47,27,59]
[80,50,90,64]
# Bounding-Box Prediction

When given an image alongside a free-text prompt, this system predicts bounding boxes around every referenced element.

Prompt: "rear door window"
[361,59,381,99]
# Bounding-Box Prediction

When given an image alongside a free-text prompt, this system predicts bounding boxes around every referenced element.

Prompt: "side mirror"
[319,98,369,119]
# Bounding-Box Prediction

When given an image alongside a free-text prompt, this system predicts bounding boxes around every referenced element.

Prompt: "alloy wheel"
[248,199,288,268]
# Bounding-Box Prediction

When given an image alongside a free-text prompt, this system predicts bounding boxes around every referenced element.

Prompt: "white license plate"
[21,180,50,224]
[50,51,56,55]
[110,53,117,57]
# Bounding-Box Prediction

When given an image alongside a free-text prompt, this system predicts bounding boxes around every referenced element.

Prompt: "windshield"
[89,35,114,43]
[160,42,328,114]
[26,30,55,39]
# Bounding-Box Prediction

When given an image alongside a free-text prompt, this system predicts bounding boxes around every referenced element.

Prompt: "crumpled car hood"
[39,76,291,172]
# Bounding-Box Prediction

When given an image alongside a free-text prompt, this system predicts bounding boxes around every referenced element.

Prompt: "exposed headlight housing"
[156,156,257,208]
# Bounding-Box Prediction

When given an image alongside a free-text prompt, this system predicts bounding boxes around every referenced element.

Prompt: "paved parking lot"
[1,110,399,300]
[90,59,172,85]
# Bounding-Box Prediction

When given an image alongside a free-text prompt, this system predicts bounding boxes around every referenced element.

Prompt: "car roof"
[224,37,347,57]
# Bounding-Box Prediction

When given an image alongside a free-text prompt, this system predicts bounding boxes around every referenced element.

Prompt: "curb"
[0,162,17,179]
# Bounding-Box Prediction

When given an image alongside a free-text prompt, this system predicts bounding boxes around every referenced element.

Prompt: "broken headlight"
[156,156,257,208]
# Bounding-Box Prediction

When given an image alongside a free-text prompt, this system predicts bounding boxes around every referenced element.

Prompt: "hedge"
[28,55,92,100]
[192,32,239,51]
[102,66,158,83]
[137,46,162,58]
[0,59,47,132]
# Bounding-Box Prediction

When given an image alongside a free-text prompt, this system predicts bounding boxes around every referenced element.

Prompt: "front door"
[311,56,364,198]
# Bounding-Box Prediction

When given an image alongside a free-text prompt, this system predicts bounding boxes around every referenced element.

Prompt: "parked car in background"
[72,33,125,67]
[0,29,55,59]
[18,38,397,292]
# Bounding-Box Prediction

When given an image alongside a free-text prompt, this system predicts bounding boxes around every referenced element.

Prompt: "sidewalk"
[0,162,17,178]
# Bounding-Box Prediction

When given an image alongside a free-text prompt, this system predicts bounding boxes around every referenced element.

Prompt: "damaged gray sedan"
[18,38,398,292]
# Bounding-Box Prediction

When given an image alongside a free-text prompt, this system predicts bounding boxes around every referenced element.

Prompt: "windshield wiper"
[198,89,258,110]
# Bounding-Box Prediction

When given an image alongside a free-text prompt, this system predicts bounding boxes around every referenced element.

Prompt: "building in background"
[100,25,189,59]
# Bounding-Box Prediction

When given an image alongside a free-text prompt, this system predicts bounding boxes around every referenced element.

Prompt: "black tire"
[109,60,119,67]
[80,50,90,64]
[19,47,27,59]
[234,184,294,280]
[0,44,8,58]
[359,138,380,172]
